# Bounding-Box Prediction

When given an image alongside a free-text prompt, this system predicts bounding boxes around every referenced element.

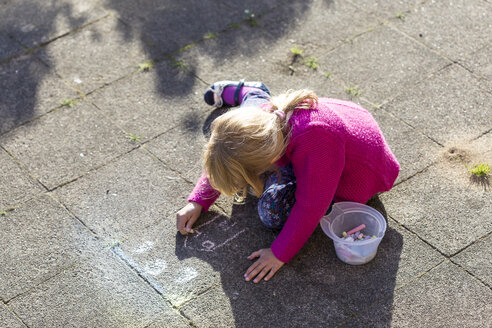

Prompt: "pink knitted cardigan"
[188,98,400,263]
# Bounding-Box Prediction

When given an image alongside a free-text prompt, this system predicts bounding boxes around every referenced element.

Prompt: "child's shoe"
[204,79,271,107]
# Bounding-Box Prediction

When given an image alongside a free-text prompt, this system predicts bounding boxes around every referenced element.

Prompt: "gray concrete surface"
[0,0,491,327]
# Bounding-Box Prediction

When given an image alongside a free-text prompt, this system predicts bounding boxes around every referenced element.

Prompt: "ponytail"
[269,89,318,117]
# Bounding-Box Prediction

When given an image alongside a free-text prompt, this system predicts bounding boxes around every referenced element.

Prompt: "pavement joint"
[4,261,83,305]
[449,257,492,291]
[374,104,445,148]
[352,258,448,321]
[11,13,111,62]
[398,213,448,248]
[471,128,492,142]
[0,34,25,65]
[1,1,490,326]
[387,213,450,259]
[111,245,168,297]
[450,229,492,260]
[4,304,29,328]
[49,192,101,240]
[382,22,457,65]
[0,145,48,193]
[140,145,196,187]
[111,244,200,328]
[387,209,492,279]
[46,144,142,193]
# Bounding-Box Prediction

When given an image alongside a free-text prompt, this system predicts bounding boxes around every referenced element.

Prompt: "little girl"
[176,80,400,283]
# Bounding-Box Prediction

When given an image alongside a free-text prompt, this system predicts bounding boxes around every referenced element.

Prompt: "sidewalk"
[0,0,491,327]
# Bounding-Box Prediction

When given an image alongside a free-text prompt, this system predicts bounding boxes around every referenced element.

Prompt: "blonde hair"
[204,89,318,197]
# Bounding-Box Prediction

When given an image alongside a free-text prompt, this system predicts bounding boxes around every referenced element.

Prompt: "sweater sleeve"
[187,172,221,212]
[271,128,345,263]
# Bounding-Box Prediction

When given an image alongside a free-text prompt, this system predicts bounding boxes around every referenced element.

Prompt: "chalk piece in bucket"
[346,224,366,235]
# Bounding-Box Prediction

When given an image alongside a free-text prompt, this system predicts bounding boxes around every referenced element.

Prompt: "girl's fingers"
[246,266,263,282]
[264,266,278,281]
[247,250,262,260]
[176,211,187,229]
[178,226,188,235]
[185,217,195,233]
[245,260,261,278]
[176,217,187,235]
[253,267,271,283]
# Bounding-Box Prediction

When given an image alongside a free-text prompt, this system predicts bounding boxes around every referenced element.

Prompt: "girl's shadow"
[175,195,403,327]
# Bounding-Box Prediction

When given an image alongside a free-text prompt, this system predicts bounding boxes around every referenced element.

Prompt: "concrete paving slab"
[36,15,150,94]
[370,106,441,183]
[376,218,444,291]
[0,0,107,48]
[0,148,43,210]
[99,0,237,57]
[317,25,449,105]
[180,280,353,328]
[0,304,26,328]
[352,0,427,19]
[220,0,291,13]
[1,101,133,190]
[228,0,380,53]
[0,55,78,135]
[461,43,492,82]
[470,131,492,155]
[382,64,492,145]
[174,0,378,99]
[0,194,102,301]
[144,121,207,183]
[452,234,492,288]
[114,201,275,307]
[52,148,192,243]
[180,217,442,327]
[8,250,169,328]
[393,0,492,61]
[176,37,351,103]
[380,159,492,256]
[0,32,21,62]
[146,313,191,328]
[339,318,366,328]
[88,61,206,142]
[437,131,491,192]
[357,261,492,327]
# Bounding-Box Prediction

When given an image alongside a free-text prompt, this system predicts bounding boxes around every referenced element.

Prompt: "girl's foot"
[204,79,271,107]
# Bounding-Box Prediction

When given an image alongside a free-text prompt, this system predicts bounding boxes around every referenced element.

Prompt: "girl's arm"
[270,128,345,263]
[187,172,221,212]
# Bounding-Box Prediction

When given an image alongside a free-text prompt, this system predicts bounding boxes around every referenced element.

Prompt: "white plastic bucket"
[320,202,386,265]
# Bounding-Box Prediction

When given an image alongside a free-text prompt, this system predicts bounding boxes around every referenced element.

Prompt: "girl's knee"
[257,206,285,230]
[257,191,290,230]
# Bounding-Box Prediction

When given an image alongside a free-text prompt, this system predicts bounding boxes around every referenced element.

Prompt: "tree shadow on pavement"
[175,194,402,327]
[0,0,332,138]
[99,0,331,98]
[0,0,93,136]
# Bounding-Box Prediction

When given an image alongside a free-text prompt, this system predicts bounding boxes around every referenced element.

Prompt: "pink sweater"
[188,98,400,263]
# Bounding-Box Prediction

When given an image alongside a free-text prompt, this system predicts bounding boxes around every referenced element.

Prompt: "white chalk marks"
[143,258,167,276]
[132,241,154,254]
[175,267,199,284]
[184,214,246,252]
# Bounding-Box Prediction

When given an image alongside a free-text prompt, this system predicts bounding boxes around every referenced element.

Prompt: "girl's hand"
[245,248,284,283]
[176,202,202,235]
